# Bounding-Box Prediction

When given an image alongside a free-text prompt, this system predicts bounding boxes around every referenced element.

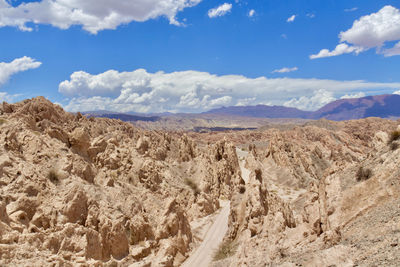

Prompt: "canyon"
[0,97,399,266]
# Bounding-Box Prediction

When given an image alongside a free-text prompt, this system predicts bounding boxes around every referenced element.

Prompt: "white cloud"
[310,43,364,59]
[59,68,400,113]
[311,5,400,58]
[340,92,365,99]
[283,90,336,111]
[208,3,232,18]
[340,6,400,48]
[382,41,400,57]
[306,13,315,18]
[248,9,255,17]
[272,67,298,73]
[235,97,256,106]
[393,90,400,95]
[0,0,201,34]
[0,56,42,86]
[0,92,21,103]
[287,15,296,22]
[344,7,358,12]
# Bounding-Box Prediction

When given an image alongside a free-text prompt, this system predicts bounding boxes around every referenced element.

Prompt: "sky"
[0,0,400,113]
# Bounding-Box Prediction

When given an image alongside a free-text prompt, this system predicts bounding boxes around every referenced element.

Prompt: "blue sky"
[0,0,400,113]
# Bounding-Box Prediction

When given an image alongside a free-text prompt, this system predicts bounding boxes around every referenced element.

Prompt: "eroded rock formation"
[0,97,241,266]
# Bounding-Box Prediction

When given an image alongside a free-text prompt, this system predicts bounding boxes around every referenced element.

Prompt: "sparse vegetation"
[390,142,399,151]
[239,185,246,194]
[356,166,372,182]
[213,239,237,261]
[0,118,7,125]
[184,177,200,196]
[47,169,60,184]
[388,130,400,150]
[389,130,400,142]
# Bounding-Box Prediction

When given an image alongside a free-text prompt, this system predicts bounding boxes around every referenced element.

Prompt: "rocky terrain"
[0,97,400,266]
[0,97,242,266]
[211,118,400,266]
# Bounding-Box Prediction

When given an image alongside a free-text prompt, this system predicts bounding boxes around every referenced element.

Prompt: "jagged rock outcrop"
[212,118,400,267]
[201,139,243,199]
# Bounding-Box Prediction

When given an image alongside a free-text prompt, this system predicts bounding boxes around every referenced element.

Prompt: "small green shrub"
[213,239,237,261]
[388,130,400,149]
[184,178,200,196]
[47,169,60,184]
[356,166,372,182]
[391,142,399,151]
[239,185,246,194]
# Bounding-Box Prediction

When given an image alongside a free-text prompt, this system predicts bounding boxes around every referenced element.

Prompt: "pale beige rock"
[1,97,399,266]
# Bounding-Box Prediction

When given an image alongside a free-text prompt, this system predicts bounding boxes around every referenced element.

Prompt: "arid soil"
[0,97,399,266]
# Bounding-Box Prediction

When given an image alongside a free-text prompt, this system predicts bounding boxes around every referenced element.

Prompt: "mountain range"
[206,94,400,120]
[88,94,400,122]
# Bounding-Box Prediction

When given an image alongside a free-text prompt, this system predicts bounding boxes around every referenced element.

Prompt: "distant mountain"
[204,105,312,119]
[205,94,400,121]
[311,94,400,120]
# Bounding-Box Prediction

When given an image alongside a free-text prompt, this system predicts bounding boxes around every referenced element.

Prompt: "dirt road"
[182,200,230,267]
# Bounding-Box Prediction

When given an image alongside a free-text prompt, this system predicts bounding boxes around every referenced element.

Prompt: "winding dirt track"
[182,200,230,267]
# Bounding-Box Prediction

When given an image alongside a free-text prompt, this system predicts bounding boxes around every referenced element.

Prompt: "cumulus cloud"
[393,90,400,95]
[0,0,201,33]
[283,90,336,111]
[287,15,296,22]
[340,92,366,99]
[340,6,400,48]
[272,67,298,73]
[0,56,42,86]
[0,92,21,102]
[248,9,255,17]
[59,68,400,113]
[383,41,400,57]
[208,3,232,18]
[310,43,364,59]
[311,5,400,58]
[235,97,256,106]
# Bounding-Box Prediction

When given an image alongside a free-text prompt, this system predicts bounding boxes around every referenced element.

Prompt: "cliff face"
[0,97,241,266]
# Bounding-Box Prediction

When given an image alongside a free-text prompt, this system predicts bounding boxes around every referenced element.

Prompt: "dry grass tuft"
[388,130,400,150]
[213,239,237,261]
[47,169,60,184]
[184,178,200,196]
[356,166,372,182]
